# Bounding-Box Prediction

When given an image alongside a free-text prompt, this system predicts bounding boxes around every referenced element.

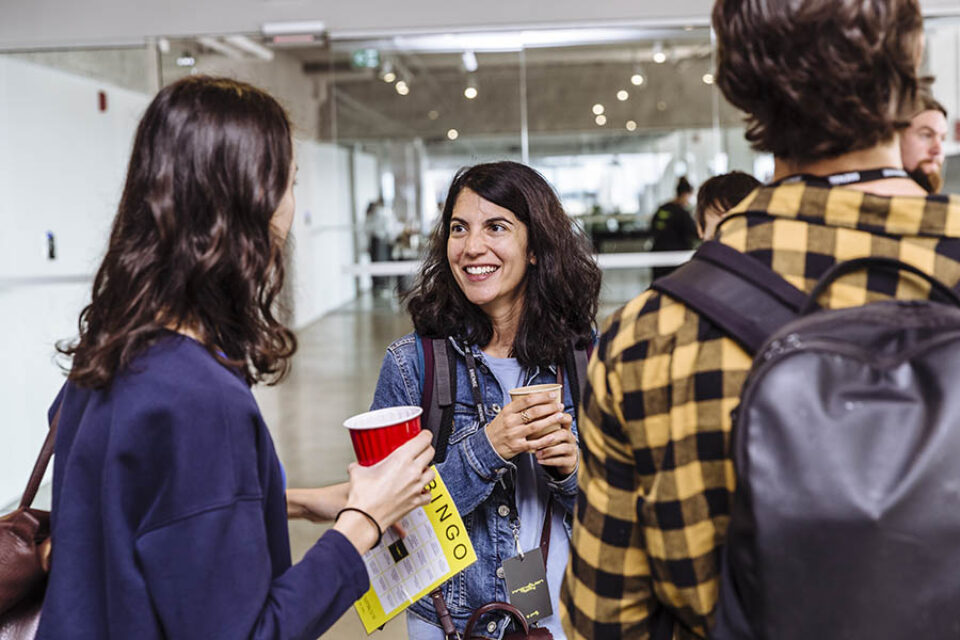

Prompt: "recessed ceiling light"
[464,86,478,99]
[617,90,629,101]
[396,81,409,95]
[702,73,715,85]
[592,103,605,115]
[428,110,440,120]
[653,51,667,64]
[626,120,637,131]
[383,71,396,83]
[631,73,645,86]
[447,128,459,140]
[595,114,607,126]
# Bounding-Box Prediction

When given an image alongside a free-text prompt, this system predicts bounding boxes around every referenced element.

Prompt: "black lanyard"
[770,167,909,188]
[461,340,488,426]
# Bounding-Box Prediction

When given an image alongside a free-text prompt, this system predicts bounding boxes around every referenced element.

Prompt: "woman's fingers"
[411,440,436,471]
[396,430,434,458]
[528,425,576,449]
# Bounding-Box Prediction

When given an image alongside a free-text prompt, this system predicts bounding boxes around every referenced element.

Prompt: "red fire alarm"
[98,90,107,112]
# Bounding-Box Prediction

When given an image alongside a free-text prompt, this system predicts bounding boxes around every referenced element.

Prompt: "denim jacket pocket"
[448,403,481,446]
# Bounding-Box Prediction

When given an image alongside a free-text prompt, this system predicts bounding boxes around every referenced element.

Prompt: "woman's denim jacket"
[370,333,580,637]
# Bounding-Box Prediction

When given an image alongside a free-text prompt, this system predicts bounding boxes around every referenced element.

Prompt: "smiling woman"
[446,187,532,341]
[369,161,602,639]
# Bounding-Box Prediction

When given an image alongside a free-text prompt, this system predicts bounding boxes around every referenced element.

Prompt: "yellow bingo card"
[353,468,477,633]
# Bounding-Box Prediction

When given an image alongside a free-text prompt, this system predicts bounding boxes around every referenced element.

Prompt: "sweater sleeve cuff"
[305,528,371,599]
[546,459,580,495]
[464,424,513,482]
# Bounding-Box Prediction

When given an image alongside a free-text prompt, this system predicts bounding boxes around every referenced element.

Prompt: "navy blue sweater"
[36,334,369,639]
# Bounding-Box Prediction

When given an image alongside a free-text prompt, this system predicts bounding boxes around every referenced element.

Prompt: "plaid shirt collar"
[724,184,960,239]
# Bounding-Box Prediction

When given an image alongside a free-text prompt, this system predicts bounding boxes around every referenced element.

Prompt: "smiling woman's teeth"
[465,266,497,275]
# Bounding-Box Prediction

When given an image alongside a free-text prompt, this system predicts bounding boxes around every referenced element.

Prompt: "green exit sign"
[351,49,380,69]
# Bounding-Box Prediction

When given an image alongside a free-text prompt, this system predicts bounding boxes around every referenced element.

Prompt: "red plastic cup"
[343,406,423,466]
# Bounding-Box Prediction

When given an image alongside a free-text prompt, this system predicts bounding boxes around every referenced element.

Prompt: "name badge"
[502,547,552,624]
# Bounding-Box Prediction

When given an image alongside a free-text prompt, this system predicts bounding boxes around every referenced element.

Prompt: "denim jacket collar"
[446,336,557,380]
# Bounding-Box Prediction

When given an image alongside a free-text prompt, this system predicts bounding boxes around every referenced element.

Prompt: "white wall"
[352,151,380,292]
[0,56,373,504]
[288,141,377,328]
[0,56,148,506]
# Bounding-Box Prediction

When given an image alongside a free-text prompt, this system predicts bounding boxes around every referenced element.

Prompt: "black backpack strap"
[419,335,457,464]
[651,241,806,355]
[563,339,591,426]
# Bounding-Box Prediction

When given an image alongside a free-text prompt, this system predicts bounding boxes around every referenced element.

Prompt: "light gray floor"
[253,268,652,639]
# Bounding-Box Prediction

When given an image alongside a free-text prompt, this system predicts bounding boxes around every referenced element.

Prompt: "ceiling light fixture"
[383,71,396,83]
[395,81,410,95]
[626,120,637,131]
[702,73,715,85]
[223,35,274,61]
[464,86,478,99]
[652,42,667,64]
[462,51,478,72]
[592,103,605,115]
[197,36,244,59]
[631,73,645,86]
[447,128,459,140]
[261,20,327,36]
[617,90,629,101]
[595,114,607,126]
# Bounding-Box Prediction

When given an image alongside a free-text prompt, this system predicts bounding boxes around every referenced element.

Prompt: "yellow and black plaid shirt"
[561,183,960,639]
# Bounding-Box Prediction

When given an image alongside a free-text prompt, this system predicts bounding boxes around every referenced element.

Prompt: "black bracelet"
[335,507,383,548]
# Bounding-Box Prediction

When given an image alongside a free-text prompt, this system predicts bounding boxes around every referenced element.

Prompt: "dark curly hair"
[59,76,297,388]
[405,161,601,369]
[713,0,924,162]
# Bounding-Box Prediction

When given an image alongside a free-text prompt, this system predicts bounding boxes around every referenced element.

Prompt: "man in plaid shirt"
[561,0,960,638]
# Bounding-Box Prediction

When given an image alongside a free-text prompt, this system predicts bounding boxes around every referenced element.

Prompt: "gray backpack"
[653,242,960,639]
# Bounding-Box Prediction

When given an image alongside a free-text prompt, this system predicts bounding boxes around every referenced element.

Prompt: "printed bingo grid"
[362,506,452,614]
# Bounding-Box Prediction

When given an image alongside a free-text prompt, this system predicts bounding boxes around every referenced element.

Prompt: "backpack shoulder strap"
[651,241,806,355]
[563,339,591,428]
[417,334,457,463]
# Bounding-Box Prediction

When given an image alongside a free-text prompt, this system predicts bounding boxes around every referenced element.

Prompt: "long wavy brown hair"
[60,76,297,388]
[405,161,601,369]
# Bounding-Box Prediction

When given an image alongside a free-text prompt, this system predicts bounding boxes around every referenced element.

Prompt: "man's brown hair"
[696,171,761,231]
[713,0,924,162]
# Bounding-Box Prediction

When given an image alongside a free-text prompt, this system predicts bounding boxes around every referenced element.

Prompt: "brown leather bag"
[431,495,555,640]
[0,406,60,638]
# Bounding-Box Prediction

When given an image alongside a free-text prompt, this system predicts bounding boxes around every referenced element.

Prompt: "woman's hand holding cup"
[485,391,567,461]
[529,422,577,476]
[334,430,435,554]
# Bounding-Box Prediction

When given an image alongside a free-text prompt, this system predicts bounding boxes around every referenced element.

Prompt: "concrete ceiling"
[2,0,959,51]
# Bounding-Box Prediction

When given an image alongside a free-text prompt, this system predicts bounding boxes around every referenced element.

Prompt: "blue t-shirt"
[485,354,570,640]
[38,333,369,639]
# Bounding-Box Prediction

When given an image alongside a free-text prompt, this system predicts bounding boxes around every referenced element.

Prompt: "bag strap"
[463,602,530,639]
[801,256,960,313]
[430,588,462,640]
[651,241,805,355]
[20,403,62,510]
[418,335,457,463]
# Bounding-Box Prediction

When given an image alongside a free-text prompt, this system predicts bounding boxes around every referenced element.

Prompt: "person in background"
[900,89,949,193]
[562,0,956,637]
[371,161,601,639]
[695,171,761,240]
[38,76,435,640]
[650,176,698,279]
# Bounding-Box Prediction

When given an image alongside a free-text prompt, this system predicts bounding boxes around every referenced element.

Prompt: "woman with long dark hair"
[38,76,435,639]
[370,161,602,639]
